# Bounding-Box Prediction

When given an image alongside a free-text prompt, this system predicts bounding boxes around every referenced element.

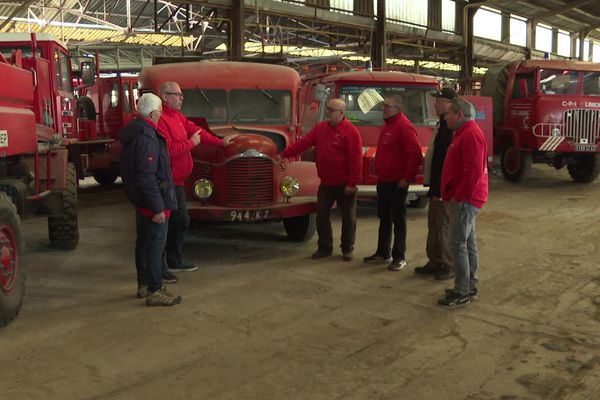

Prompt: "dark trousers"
[375,182,408,261]
[316,184,357,254]
[135,211,168,292]
[165,185,190,269]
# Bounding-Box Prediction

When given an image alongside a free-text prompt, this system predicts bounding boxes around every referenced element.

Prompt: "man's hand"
[276,156,287,172]
[344,185,358,196]
[190,132,201,146]
[397,179,409,189]
[222,134,238,147]
[152,211,166,224]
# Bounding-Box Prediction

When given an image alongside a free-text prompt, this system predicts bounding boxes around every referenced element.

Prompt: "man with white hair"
[119,93,182,307]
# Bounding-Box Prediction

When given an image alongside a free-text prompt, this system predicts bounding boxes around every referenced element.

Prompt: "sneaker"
[136,284,148,299]
[169,263,198,273]
[342,252,353,262]
[311,250,332,260]
[435,269,455,281]
[146,286,182,307]
[445,287,478,300]
[162,270,178,284]
[414,265,441,275]
[437,292,469,308]
[388,259,407,271]
[363,253,392,263]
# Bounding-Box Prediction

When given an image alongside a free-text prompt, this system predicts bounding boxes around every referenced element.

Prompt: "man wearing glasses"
[364,95,423,272]
[157,82,235,278]
[278,98,362,261]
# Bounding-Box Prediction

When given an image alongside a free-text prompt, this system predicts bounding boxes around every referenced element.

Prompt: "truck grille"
[563,109,600,144]
[190,161,213,182]
[225,157,273,207]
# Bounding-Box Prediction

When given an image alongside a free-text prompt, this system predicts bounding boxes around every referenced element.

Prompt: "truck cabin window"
[339,86,436,126]
[539,70,579,95]
[181,89,228,124]
[0,46,42,59]
[582,72,600,96]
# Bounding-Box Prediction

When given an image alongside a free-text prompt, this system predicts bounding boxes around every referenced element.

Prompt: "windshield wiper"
[256,86,278,104]
[197,88,214,109]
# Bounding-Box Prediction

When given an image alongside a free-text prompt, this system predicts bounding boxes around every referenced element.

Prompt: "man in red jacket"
[364,95,423,271]
[158,81,235,276]
[437,98,488,308]
[278,98,362,261]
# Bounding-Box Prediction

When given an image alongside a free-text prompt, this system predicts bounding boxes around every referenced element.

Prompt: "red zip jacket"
[374,112,423,182]
[441,120,488,208]
[280,118,363,187]
[157,106,223,185]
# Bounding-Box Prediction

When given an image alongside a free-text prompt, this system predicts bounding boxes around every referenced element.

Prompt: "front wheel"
[0,193,25,327]
[283,213,316,242]
[568,153,600,183]
[501,146,531,183]
[48,163,79,250]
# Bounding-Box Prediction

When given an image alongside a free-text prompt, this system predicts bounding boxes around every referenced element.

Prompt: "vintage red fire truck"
[299,69,493,207]
[0,33,92,326]
[139,61,319,241]
[482,60,600,183]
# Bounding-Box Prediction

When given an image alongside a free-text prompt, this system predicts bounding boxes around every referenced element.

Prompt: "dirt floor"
[2,165,600,400]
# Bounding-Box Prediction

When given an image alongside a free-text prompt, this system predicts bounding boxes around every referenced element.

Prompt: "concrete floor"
[2,166,600,400]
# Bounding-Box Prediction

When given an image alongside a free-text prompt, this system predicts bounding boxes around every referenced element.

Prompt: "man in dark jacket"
[119,93,182,307]
[415,87,456,281]
[364,95,423,271]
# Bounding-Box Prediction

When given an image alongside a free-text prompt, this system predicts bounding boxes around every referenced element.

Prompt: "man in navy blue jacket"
[119,93,182,307]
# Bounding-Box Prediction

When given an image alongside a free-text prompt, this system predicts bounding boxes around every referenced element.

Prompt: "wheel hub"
[0,224,18,294]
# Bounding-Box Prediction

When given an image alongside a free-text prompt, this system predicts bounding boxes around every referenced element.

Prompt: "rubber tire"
[501,146,532,183]
[567,153,600,183]
[93,169,118,186]
[48,163,79,250]
[0,192,25,327]
[76,96,96,121]
[408,196,429,209]
[283,213,317,242]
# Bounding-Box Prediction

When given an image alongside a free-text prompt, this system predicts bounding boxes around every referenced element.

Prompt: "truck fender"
[283,161,319,197]
[496,128,521,151]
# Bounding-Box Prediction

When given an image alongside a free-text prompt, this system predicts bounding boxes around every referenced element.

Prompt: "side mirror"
[313,83,328,102]
[518,78,530,97]
[80,60,95,86]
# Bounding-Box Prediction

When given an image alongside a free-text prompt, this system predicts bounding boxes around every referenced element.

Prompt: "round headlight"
[280,176,300,197]
[193,179,213,199]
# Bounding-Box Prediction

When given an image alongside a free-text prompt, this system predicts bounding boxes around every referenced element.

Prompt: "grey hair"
[137,93,162,117]
[159,81,178,94]
[448,98,475,120]
[386,94,404,109]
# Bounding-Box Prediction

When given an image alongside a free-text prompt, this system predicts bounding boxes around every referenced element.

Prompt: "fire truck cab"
[482,60,600,183]
[139,61,319,242]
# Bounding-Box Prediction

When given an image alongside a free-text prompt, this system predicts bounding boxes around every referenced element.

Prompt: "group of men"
[119,81,488,309]
[119,82,234,307]
[279,88,488,308]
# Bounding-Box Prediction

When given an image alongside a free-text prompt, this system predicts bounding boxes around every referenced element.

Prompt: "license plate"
[230,209,271,222]
[407,192,418,201]
[575,144,597,151]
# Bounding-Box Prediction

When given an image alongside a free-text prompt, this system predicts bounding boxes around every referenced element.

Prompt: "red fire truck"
[0,33,92,326]
[482,60,600,183]
[139,61,319,241]
[299,69,493,207]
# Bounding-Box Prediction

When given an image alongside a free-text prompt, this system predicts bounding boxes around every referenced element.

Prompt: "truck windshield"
[539,69,579,95]
[583,72,600,96]
[181,89,228,124]
[339,85,437,126]
[0,45,42,59]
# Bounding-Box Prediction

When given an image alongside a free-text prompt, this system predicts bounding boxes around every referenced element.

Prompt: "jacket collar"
[384,112,404,125]
[141,116,157,129]
[162,105,179,117]
[453,120,477,138]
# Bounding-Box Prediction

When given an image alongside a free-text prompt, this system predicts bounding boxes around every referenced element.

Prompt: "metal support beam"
[532,0,595,22]
[501,12,510,44]
[428,0,442,31]
[551,28,558,55]
[0,0,35,31]
[579,29,586,60]
[230,0,245,59]
[371,0,386,68]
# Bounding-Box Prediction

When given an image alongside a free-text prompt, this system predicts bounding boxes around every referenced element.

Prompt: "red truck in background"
[0,33,93,326]
[482,60,600,183]
[299,68,493,207]
[139,60,320,242]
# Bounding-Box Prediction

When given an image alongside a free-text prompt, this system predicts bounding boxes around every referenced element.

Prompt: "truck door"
[121,81,134,126]
[506,72,534,137]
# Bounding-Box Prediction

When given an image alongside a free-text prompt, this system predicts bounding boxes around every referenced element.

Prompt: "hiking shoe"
[445,287,478,300]
[311,250,332,260]
[137,284,148,299]
[162,270,178,284]
[437,292,469,308]
[414,265,441,275]
[146,286,182,307]
[169,263,198,273]
[363,253,392,263]
[388,259,407,271]
[435,269,455,281]
[342,252,353,262]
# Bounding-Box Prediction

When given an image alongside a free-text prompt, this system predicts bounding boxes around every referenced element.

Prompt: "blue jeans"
[448,201,480,296]
[165,185,190,269]
[135,211,169,292]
